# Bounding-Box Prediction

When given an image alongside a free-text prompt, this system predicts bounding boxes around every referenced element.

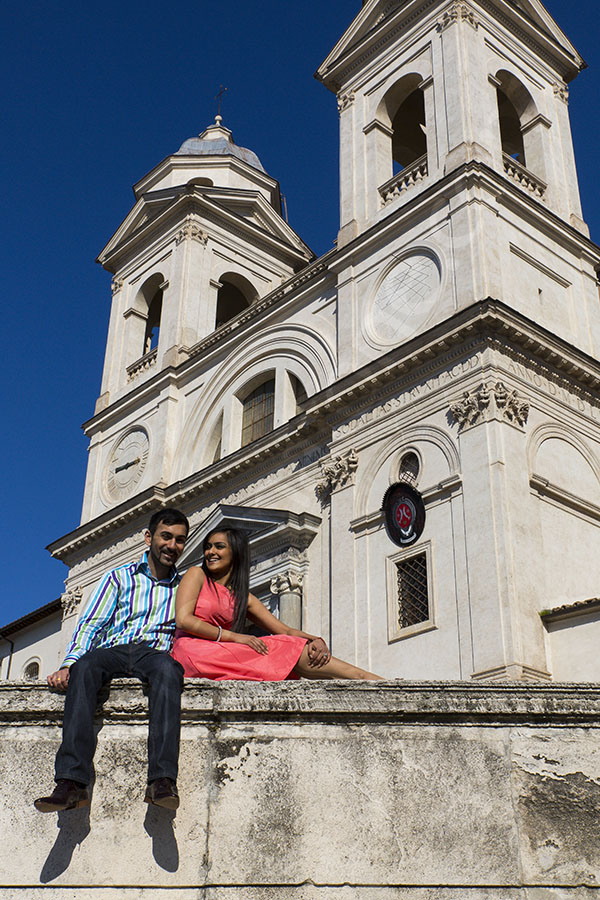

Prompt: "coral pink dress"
[171,578,307,680]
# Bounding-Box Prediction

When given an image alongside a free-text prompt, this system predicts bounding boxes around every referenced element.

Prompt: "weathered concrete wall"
[1,680,599,898]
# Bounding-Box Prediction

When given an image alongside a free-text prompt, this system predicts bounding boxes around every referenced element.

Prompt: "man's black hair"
[147,507,189,536]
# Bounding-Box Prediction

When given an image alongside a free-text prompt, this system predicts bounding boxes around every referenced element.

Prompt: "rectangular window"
[386,543,435,642]
[396,552,428,629]
[241,378,275,447]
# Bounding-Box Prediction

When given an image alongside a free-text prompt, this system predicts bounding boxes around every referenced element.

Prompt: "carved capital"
[493,381,529,427]
[61,586,83,619]
[437,3,479,31]
[270,571,303,597]
[316,449,359,501]
[450,382,529,430]
[553,83,569,104]
[337,91,355,113]
[176,217,209,246]
[111,278,124,295]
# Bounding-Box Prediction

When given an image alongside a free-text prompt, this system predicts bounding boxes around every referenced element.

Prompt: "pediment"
[317,0,583,89]
[97,185,312,268]
[502,0,581,60]
[178,504,321,572]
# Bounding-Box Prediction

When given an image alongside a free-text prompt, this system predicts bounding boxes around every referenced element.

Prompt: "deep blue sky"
[1,0,598,627]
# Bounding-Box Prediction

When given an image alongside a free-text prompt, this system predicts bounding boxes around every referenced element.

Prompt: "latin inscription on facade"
[334,354,481,437]
[506,360,600,421]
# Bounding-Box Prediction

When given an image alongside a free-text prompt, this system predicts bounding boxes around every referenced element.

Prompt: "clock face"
[370,253,440,345]
[105,428,149,502]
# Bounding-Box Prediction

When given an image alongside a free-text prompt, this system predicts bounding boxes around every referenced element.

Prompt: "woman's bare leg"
[293,645,383,680]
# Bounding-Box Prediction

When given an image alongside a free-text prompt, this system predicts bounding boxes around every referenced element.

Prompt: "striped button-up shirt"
[62,553,181,666]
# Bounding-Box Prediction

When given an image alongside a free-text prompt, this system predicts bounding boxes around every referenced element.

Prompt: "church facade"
[6,0,600,682]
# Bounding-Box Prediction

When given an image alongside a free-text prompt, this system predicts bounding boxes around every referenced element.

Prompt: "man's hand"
[47,667,70,691]
[306,638,330,668]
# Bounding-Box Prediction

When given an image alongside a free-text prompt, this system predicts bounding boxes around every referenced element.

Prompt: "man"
[34,507,189,813]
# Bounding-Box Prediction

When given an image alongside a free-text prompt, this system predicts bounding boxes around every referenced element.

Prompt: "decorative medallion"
[382,482,426,547]
[105,427,150,503]
[370,253,440,345]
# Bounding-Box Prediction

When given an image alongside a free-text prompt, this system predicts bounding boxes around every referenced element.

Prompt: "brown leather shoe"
[144,777,179,810]
[34,779,90,812]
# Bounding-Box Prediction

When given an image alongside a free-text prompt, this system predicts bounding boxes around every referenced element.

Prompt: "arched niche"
[494,69,548,182]
[127,272,165,362]
[174,324,335,479]
[371,72,431,197]
[529,424,600,506]
[358,426,460,518]
[215,272,258,329]
[186,176,214,188]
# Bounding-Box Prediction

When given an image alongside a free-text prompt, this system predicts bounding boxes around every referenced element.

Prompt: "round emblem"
[382,482,426,547]
[370,253,440,345]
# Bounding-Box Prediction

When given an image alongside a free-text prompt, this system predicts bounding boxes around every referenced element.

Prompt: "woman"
[172,527,382,681]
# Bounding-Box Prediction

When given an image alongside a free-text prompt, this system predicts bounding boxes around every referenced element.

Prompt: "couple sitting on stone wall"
[35,507,381,813]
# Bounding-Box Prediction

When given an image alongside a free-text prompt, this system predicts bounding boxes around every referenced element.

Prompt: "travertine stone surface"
[1,681,599,897]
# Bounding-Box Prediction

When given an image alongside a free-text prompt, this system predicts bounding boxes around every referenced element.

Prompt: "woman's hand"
[306,637,330,668]
[231,633,269,655]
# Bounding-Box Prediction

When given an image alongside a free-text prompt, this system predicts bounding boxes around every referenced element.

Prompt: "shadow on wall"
[39,806,91,883]
[39,803,179,881]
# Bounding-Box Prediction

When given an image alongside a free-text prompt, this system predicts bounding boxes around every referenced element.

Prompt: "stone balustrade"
[502,153,547,198]
[379,155,428,204]
[1,679,599,896]
[126,347,158,382]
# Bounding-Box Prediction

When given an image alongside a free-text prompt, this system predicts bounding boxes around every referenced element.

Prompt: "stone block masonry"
[1,680,599,897]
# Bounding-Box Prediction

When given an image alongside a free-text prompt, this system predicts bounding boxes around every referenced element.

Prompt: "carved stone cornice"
[60,586,83,619]
[316,449,359,501]
[270,571,304,597]
[437,2,479,31]
[449,381,529,430]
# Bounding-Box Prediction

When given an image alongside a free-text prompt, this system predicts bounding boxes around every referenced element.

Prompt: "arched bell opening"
[215,272,258,329]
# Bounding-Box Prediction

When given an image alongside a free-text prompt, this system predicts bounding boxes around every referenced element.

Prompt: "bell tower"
[311,0,600,683]
[317,0,599,370]
[80,119,312,523]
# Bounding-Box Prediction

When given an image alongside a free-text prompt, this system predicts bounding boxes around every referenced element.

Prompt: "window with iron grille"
[241,378,275,447]
[399,451,420,485]
[396,552,428,629]
[23,661,40,681]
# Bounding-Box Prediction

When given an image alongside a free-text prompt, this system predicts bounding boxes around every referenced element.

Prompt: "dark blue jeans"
[54,643,184,786]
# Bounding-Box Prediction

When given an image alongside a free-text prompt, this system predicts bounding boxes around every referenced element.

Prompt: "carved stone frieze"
[316,449,359,501]
[437,2,479,30]
[270,571,304,597]
[450,382,529,430]
[111,278,124,295]
[176,218,209,246]
[61,586,83,619]
[337,91,355,113]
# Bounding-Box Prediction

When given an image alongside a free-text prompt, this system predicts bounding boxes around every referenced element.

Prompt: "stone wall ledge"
[2,679,600,725]
[3,680,600,893]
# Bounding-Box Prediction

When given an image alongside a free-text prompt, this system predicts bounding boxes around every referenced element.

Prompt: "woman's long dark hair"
[201,527,250,632]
